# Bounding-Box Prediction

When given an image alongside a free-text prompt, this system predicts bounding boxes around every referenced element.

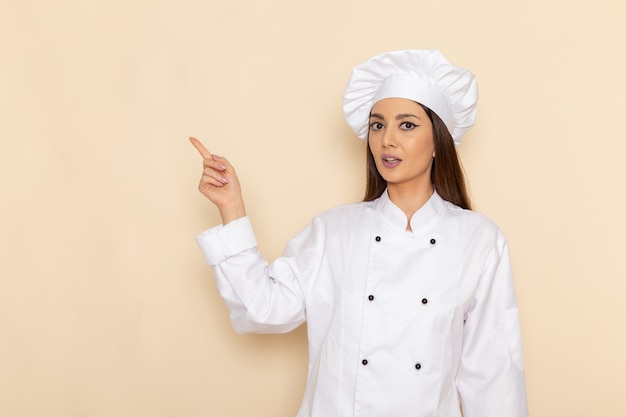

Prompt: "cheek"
[422,134,435,156]
[408,135,434,156]
[427,142,436,158]
[368,136,382,157]
[367,132,379,147]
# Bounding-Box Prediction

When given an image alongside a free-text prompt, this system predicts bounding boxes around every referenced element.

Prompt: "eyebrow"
[369,113,422,121]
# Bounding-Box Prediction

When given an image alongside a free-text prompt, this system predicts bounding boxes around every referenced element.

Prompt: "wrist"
[219,200,246,225]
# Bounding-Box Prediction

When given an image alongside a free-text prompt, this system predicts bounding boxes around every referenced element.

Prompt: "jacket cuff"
[195,217,258,265]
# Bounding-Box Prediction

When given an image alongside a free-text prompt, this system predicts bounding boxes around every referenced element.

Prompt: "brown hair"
[363,103,472,210]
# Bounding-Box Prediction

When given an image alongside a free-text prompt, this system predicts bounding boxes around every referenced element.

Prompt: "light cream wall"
[1,1,624,416]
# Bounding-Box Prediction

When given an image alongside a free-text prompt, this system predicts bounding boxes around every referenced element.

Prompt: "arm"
[196,215,323,334]
[455,233,529,417]
[191,137,311,333]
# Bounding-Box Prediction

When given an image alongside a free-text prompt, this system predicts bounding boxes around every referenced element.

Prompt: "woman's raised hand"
[189,137,246,224]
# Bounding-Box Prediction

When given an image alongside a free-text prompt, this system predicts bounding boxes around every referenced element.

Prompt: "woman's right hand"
[189,137,246,224]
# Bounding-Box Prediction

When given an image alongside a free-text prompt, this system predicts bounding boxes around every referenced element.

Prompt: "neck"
[387,182,434,231]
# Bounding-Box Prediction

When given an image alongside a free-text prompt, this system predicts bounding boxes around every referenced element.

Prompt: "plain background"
[1,0,625,416]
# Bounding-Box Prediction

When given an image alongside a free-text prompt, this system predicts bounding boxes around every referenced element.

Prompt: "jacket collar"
[376,189,447,232]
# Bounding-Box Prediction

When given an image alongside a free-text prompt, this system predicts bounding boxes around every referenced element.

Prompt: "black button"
[415,363,422,370]
[430,238,436,245]
[375,236,381,242]
[362,359,368,366]
[421,298,428,304]
[368,295,375,301]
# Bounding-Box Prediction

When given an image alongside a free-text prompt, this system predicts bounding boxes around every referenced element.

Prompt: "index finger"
[189,137,212,159]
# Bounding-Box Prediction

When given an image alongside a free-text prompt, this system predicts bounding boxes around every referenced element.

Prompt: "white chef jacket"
[196,190,528,417]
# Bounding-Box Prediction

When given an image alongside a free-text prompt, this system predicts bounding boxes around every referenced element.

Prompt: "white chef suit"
[196,189,528,417]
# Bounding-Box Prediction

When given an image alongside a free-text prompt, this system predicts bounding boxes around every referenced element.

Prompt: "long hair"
[363,103,472,210]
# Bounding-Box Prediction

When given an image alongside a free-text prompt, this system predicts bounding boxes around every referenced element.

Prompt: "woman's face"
[368,98,435,192]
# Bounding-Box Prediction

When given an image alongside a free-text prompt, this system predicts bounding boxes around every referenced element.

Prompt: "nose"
[382,127,397,148]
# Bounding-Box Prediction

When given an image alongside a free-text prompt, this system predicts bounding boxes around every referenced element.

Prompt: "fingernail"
[220,177,229,184]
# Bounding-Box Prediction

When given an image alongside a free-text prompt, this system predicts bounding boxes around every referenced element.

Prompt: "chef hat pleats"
[342,50,478,145]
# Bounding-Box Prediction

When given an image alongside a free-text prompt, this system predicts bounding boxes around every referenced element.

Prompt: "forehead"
[370,97,425,116]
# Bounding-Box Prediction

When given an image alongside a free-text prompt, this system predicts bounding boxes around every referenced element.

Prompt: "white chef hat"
[342,50,478,145]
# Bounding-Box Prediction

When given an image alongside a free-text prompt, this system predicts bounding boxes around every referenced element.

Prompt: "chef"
[191,49,528,417]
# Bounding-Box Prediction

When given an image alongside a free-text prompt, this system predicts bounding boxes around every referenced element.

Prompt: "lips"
[381,154,402,169]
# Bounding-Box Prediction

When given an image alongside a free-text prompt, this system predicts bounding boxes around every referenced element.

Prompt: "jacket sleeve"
[455,231,529,417]
[195,216,323,334]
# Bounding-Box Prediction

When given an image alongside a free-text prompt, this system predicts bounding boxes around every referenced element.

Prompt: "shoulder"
[295,200,377,238]
[284,201,373,250]
[441,200,508,248]
[311,200,376,226]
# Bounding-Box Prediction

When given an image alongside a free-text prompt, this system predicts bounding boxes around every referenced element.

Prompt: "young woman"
[191,50,528,417]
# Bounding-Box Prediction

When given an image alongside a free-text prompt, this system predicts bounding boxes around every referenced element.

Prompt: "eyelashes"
[368,121,420,131]
[369,121,384,131]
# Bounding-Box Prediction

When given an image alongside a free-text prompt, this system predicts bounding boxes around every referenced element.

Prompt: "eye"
[369,121,384,131]
[400,122,418,130]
